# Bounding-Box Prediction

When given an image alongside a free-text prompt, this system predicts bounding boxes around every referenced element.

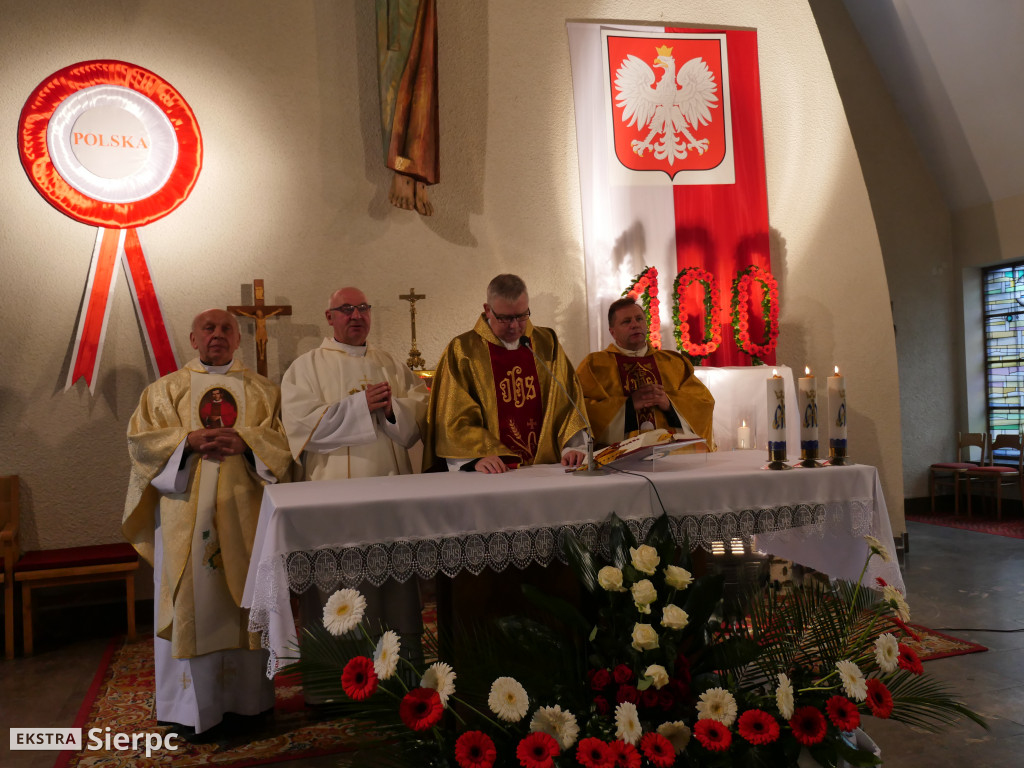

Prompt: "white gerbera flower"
[836,659,868,701]
[531,704,580,750]
[874,633,900,673]
[322,588,366,636]
[657,721,692,753]
[696,687,738,727]
[776,673,795,720]
[882,585,911,622]
[615,701,642,745]
[488,676,529,722]
[373,630,401,680]
[421,662,456,707]
[864,535,892,562]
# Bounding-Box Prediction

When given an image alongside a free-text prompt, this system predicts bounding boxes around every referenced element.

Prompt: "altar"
[242,449,904,675]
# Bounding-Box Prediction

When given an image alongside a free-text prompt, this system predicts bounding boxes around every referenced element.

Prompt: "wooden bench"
[14,542,139,655]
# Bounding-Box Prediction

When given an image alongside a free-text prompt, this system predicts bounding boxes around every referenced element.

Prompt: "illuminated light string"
[18,60,203,391]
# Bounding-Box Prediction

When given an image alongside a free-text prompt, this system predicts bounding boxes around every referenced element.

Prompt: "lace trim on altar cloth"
[250,498,901,674]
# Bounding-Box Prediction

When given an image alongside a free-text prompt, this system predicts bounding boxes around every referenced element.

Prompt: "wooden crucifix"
[228,279,291,377]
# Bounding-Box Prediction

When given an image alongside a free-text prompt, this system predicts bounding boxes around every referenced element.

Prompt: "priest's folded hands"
[185,426,247,462]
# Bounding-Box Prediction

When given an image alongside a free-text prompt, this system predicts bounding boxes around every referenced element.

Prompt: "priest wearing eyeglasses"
[281,286,429,480]
[425,273,590,473]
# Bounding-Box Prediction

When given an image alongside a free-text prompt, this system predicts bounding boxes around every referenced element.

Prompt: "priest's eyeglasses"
[329,304,372,315]
[490,309,531,325]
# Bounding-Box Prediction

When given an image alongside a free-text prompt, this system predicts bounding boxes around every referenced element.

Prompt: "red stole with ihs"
[487,344,543,465]
[615,353,662,429]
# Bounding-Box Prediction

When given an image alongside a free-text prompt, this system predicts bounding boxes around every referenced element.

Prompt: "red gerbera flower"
[898,643,924,675]
[825,695,861,731]
[576,737,613,768]
[516,731,559,768]
[866,678,894,719]
[737,708,780,745]
[399,687,443,731]
[789,706,827,746]
[607,740,641,768]
[455,730,497,768]
[639,732,675,767]
[693,718,732,752]
[340,655,378,701]
[613,664,634,685]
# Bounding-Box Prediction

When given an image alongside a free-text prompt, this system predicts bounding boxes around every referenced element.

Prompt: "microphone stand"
[520,336,604,477]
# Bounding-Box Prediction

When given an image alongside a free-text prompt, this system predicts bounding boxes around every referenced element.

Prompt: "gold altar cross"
[399,288,426,369]
[228,279,292,377]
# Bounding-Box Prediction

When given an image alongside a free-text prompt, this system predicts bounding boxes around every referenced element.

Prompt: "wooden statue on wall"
[376,0,439,216]
[228,279,291,377]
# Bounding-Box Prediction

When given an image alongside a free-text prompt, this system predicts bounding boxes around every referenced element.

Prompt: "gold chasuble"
[577,345,716,448]
[425,316,589,467]
[123,359,292,659]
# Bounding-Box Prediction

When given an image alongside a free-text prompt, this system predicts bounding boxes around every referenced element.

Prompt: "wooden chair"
[14,542,139,655]
[929,432,986,514]
[1,476,18,659]
[964,433,1023,520]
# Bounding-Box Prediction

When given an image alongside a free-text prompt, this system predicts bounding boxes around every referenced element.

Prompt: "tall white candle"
[798,366,819,456]
[766,370,786,458]
[829,365,847,456]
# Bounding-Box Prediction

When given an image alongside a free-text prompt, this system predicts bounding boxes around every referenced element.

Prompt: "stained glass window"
[982,263,1024,461]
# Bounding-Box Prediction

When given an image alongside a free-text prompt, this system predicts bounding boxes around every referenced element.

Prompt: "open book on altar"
[580,429,709,472]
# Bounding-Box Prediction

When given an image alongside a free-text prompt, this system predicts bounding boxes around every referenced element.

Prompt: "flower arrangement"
[286,518,984,768]
[623,267,662,350]
[672,268,722,365]
[730,265,780,364]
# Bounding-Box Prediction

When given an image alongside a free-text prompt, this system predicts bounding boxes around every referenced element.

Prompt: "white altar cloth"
[243,450,903,675]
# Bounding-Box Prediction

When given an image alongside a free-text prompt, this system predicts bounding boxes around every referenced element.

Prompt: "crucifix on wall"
[228,279,291,377]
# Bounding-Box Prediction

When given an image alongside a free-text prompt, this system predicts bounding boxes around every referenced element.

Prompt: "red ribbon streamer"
[123,228,178,378]
[67,229,121,390]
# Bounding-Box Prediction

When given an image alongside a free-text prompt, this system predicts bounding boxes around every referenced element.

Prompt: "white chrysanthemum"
[696,687,738,727]
[836,659,868,701]
[882,585,911,622]
[615,701,642,745]
[488,676,529,722]
[874,633,900,673]
[421,662,457,707]
[322,588,366,636]
[657,721,692,753]
[373,630,401,680]
[531,704,580,750]
[864,535,892,562]
[776,673,795,720]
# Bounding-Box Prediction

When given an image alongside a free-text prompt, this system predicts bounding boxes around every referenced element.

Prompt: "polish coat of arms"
[605,35,729,180]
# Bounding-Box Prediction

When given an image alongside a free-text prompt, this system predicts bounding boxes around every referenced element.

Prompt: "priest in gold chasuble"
[123,309,292,736]
[577,298,715,448]
[425,274,589,473]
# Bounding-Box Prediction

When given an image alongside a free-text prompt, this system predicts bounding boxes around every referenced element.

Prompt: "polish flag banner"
[569,23,775,367]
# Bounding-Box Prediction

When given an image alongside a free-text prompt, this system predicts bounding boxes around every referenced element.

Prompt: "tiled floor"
[1,521,1021,767]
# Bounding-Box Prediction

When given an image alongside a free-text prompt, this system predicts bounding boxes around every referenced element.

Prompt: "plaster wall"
[0,0,904,554]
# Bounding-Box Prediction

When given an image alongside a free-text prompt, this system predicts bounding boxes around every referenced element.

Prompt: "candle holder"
[767,441,791,470]
[798,441,823,468]
[827,439,853,466]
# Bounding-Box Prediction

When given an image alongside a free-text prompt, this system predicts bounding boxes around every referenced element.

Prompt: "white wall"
[0,0,904,551]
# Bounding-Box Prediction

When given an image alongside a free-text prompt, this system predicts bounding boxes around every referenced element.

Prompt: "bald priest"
[576,298,715,448]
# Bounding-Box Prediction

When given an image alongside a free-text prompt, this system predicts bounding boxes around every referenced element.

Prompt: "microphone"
[519,336,602,476]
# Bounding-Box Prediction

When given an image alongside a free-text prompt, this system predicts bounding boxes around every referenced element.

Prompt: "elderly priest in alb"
[123,309,293,739]
[576,297,715,448]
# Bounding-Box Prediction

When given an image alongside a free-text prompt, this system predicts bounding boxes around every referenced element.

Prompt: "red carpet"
[53,635,365,768]
[902,623,987,662]
[906,512,1024,540]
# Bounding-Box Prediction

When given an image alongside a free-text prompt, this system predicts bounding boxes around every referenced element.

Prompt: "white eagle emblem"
[614,45,719,165]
